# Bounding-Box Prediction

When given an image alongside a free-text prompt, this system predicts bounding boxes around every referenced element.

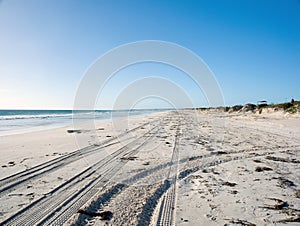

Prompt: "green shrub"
[271,101,300,113]
[272,102,293,110]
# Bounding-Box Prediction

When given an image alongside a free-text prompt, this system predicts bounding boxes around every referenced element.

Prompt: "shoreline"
[0,110,299,225]
[0,109,168,137]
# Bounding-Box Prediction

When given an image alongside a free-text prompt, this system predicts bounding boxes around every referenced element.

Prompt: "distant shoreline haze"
[0,109,167,136]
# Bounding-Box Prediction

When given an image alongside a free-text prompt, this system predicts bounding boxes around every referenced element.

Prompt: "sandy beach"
[2,0,299,225]
[0,110,299,225]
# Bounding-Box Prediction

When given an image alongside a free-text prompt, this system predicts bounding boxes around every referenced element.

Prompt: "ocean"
[0,109,164,136]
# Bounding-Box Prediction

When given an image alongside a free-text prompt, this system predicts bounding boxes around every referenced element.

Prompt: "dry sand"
[0,110,299,225]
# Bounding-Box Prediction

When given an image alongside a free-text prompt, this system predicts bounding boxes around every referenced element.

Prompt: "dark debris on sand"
[222,181,237,187]
[67,129,82,134]
[276,215,300,223]
[261,198,289,210]
[295,190,300,198]
[120,156,138,161]
[266,155,300,163]
[77,209,113,220]
[255,166,272,172]
[277,177,296,188]
[225,218,256,226]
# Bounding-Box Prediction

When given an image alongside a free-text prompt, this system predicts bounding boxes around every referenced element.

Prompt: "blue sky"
[0,0,299,109]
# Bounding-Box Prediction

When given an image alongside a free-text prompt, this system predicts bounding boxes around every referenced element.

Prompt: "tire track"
[64,111,299,225]
[0,119,158,197]
[70,112,261,225]
[0,120,162,225]
[156,114,181,226]
[71,144,275,225]
[147,151,272,226]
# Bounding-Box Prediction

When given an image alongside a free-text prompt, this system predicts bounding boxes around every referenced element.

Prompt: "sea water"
[0,109,163,136]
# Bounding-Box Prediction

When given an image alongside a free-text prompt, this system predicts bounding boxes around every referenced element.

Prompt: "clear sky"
[0,0,299,109]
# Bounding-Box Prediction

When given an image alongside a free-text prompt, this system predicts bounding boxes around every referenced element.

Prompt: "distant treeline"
[193,100,300,114]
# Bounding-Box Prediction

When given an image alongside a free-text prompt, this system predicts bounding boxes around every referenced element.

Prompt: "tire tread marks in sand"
[156,122,181,226]
[74,183,126,225]
[0,120,158,197]
[0,123,161,226]
[72,147,274,225]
